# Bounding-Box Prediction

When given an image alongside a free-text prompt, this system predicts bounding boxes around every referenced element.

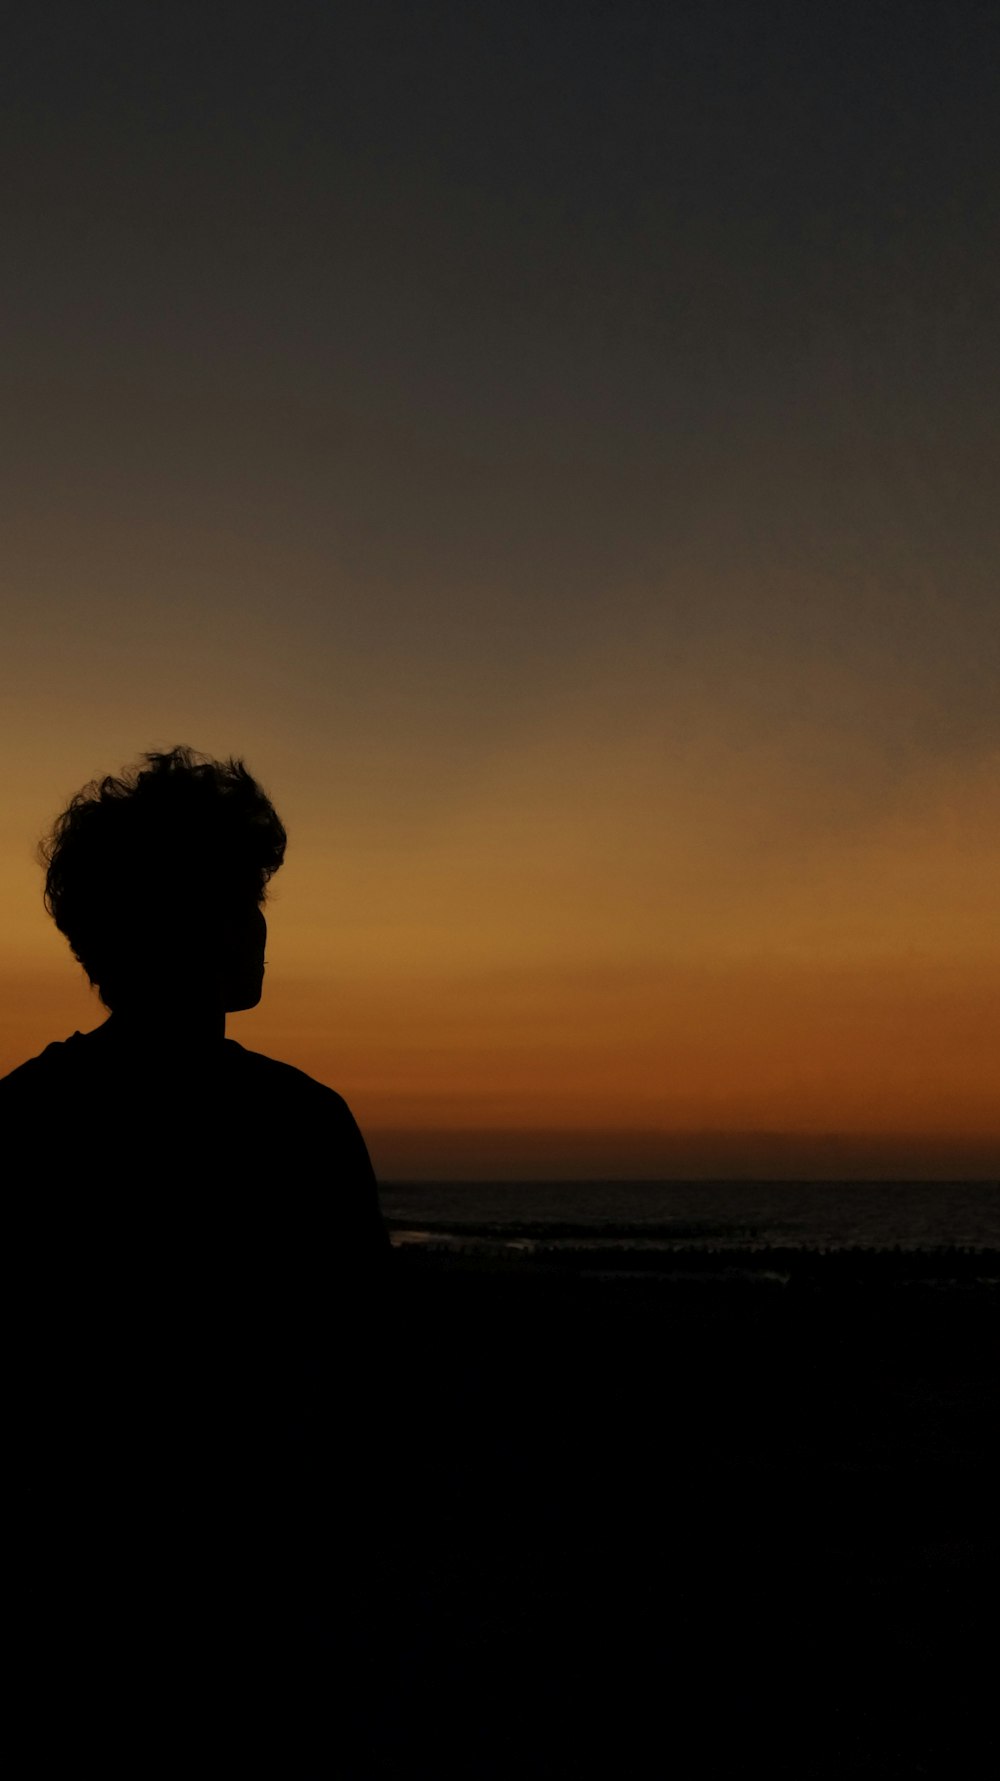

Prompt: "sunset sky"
[2,1,997,1177]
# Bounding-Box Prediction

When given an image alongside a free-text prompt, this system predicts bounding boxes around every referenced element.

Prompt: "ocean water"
[381,1179,1000,1252]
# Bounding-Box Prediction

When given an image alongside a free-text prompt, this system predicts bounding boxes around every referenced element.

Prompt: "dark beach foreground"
[355,1241,998,1779]
[10,1234,996,1777]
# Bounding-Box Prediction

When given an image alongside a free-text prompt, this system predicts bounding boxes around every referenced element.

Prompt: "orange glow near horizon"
[3,711,997,1179]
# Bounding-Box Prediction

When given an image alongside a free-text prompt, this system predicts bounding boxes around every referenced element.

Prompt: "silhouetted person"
[2,746,386,1243]
[1,747,390,1766]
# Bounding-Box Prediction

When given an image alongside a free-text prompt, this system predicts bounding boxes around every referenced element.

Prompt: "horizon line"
[367,1126,1000,1183]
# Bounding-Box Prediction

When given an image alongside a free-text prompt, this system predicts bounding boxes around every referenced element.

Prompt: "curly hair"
[40,747,287,1008]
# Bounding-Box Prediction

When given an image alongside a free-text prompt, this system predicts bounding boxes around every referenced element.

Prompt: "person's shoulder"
[223,1043,377,1183]
[223,1041,357,1116]
[0,1033,88,1094]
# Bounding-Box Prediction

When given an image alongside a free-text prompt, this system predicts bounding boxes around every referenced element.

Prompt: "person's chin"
[226,980,264,1013]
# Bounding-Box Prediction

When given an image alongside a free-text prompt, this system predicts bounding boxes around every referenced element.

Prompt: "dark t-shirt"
[2,1018,390,1425]
[2,1023,390,1751]
[2,1022,386,1253]
[2,1019,390,1450]
[2,1022,382,1200]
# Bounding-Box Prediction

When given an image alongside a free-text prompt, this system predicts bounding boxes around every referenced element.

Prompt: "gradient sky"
[2,1,998,1177]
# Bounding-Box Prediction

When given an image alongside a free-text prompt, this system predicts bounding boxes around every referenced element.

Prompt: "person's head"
[40,747,286,1017]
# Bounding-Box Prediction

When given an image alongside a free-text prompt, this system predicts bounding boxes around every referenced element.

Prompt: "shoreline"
[388,1231,1000,1283]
